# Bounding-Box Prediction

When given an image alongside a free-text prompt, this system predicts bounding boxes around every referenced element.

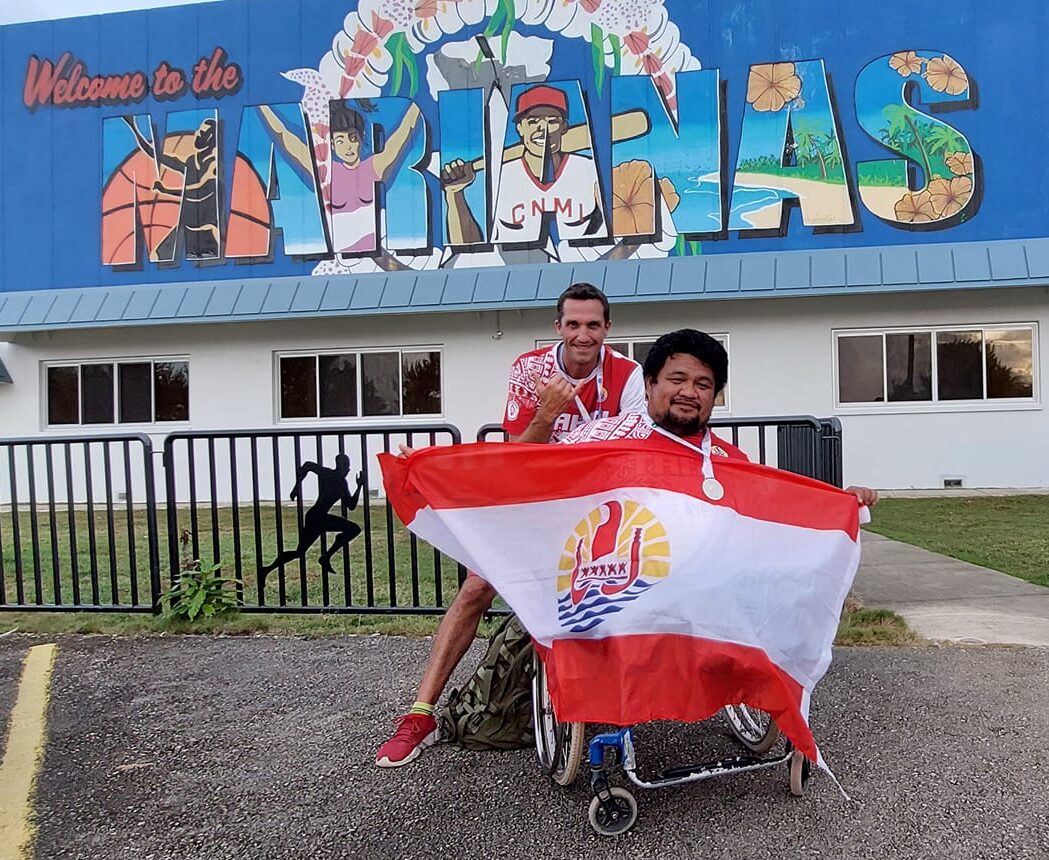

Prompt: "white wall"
[1,284,1047,489]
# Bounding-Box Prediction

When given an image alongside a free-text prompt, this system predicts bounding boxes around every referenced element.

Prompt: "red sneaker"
[375,713,439,768]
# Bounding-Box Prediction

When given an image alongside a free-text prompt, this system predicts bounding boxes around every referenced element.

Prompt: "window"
[537,334,730,409]
[835,325,1036,407]
[277,349,442,420]
[45,359,190,427]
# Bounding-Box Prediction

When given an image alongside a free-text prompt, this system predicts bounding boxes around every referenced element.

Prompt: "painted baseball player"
[441,84,607,247]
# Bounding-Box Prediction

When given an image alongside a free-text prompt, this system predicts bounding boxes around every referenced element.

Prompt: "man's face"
[646,353,718,437]
[332,130,362,165]
[555,298,610,370]
[516,107,566,160]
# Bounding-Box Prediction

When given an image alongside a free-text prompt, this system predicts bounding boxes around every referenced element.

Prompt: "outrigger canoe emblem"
[569,502,642,605]
[557,500,671,633]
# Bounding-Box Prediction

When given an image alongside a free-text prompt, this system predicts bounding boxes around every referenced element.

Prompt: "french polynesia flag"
[380,440,867,766]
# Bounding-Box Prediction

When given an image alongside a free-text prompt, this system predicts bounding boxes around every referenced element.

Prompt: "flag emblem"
[557,500,671,633]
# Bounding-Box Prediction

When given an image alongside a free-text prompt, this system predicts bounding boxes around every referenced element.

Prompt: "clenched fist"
[441,158,477,193]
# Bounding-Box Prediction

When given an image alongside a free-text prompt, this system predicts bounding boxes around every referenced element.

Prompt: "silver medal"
[702,477,724,500]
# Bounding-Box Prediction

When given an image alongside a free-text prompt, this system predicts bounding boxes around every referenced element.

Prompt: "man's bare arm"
[257,105,314,175]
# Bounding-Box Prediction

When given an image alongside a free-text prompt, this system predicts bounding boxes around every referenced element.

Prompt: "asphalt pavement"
[3,634,1046,860]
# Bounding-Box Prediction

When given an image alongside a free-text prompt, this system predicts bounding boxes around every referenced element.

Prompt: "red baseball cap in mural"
[514,85,569,120]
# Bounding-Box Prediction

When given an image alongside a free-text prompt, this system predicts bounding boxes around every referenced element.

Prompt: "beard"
[654,408,703,437]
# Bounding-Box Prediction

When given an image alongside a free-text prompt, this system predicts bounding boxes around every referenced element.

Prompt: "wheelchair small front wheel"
[723,704,781,753]
[587,786,638,836]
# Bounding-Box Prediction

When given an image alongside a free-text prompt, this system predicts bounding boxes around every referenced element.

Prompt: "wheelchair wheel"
[722,704,781,753]
[789,749,811,796]
[532,652,584,786]
[588,786,638,836]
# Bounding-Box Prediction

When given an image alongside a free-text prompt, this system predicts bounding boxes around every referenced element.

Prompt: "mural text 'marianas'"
[6,0,1008,287]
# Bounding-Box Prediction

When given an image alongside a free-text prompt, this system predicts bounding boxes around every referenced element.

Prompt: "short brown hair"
[556,283,610,323]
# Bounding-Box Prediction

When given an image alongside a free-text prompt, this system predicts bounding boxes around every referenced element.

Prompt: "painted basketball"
[101,131,194,266]
[225,153,271,258]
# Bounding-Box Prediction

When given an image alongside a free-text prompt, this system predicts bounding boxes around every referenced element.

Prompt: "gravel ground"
[0,635,29,745]
[3,635,1046,860]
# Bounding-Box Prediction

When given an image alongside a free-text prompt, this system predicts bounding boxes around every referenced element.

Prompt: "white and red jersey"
[560,411,750,461]
[503,345,645,442]
[492,153,606,245]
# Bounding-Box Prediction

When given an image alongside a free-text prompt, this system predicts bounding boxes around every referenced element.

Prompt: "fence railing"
[0,434,160,612]
[2,416,843,613]
[162,425,465,614]
[477,415,844,487]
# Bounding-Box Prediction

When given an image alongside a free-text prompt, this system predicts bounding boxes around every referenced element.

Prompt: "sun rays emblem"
[556,500,670,633]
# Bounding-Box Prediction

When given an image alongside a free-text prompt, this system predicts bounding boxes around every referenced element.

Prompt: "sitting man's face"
[646,353,718,437]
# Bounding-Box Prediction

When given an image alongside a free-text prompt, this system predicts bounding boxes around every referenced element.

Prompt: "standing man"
[375,282,646,767]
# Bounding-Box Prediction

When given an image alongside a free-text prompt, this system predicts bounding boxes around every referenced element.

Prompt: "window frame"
[535,333,732,414]
[274,345,445,424]
[41,357,191,430]
[832,323,1039,413]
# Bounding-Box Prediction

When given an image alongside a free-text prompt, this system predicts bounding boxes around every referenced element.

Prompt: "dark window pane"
[402,352,441,415]
[631,341,655,367]
[319,354,358,417]
[118,363,152,423]
[837,336,884,403]
[936,331,983,400]
[361,352,400,416]
[280,356,317,418]
[606,342,629,357]
[81,363,115,425]
[154,362,190,422]
[47,366,79,425]
[986,329,1034,398]
[886,333,932,402]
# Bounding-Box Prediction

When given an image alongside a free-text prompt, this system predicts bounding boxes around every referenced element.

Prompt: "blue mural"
[0,0,1042,292]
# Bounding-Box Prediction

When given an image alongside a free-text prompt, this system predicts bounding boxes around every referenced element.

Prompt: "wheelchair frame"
[532,655,811,835]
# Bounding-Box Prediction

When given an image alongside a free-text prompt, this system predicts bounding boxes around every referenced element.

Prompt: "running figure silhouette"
[259,454,365,587]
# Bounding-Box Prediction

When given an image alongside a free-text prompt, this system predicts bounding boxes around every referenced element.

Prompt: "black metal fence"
[1,416,843,614]
[0,434,160,612]
[162,425,465,614]
[477,415,844,487]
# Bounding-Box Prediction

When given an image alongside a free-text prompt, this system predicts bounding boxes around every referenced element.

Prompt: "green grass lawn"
[865,495,1049,588]
[0,503,472,613]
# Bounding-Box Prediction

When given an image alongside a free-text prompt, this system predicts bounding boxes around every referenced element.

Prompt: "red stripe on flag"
[379,441,859,539]
[536,633,818,761]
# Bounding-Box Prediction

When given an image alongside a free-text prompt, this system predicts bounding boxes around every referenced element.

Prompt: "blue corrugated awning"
[1,237,1047,333]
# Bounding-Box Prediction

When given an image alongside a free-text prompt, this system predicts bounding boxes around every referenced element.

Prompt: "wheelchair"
[531,653,811,835]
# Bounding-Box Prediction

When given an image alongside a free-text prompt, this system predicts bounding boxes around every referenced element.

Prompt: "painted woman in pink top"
[328,100,421,253]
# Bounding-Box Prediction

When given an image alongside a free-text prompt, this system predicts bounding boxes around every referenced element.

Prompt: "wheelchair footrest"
[658,754,777,780]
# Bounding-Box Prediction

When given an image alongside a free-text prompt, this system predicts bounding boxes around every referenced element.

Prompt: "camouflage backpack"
[438,614,536,750]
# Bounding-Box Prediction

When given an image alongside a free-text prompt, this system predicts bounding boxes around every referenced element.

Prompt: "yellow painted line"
[0,644,58,860]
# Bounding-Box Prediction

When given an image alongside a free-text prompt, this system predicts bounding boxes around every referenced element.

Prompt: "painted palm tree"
[926,124,968,159]
[793,122,840,181]
[882,105,934,186]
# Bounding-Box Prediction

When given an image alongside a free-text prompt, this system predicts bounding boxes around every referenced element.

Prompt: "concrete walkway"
[854,531,1049,645]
